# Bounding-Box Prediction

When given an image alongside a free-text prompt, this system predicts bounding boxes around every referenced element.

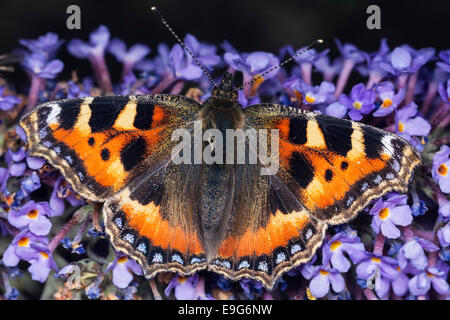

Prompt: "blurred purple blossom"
[436,50,450,73]
[339,83,376,120]
[438,79,450,103]
[373,81,405,117]
[2,230,49,267]
[19,32,64,59]
[0,86,21,111]
[22,53,63,79]
[397,237,439,270]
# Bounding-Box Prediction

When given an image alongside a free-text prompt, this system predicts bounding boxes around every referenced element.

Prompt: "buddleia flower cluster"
[0,25,448,300]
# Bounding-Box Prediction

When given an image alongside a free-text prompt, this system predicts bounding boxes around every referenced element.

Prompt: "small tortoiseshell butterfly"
[19,9,421,289]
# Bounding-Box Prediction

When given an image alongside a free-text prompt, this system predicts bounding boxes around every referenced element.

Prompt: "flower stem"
[335,59,355,97]
[301,63,312,84]
[25,76,44,113]
[366,72,383,89]
[152,72,175,94]
[88,54,113,94]
[373,233,385,255]
[362,288,379,300]
[48,212,82,252]
[420,82,438,116]
[149,279,162,300]
[405,73,418,104]
[396,74,408,89]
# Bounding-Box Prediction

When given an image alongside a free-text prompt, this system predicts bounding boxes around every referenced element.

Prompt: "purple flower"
[379,47,413,76]
[286,46,329,83]
[19,32,64,59]
[335,39,365,64]
[67,25,110,59]
[437,223,450,247]
[322,231,366,272]
[437,193,450,218]
[0,86,21,111]
[50,176,85,216]
[164,274,207,300]
[7,201,53,236]
[224,49,279,96]
[325,101,348,118]
[395,102,431,137]
[408,267,449,296]
[398,237,439,270]
[286,79,335,105]
[356,253,398,298]
[224,51,279,78]
[22,53,63,79]
[108,38,150,77]
[432,145,450,194]
[106,255,142,289]
[314,55,342,81]
[389,265,410,297]
[339,83,376,121]
[27,243,58,282]
[369,194,413,239]
[438,79,450,103]
[108,38,150,64]
[436,49,450,73]
[4,147,26,177]
[373,81,405,117]
[301,264,345,298]
[2,230,48,267]
[168,35,220,81]
[401,45,435,73]
[357,38,390,81]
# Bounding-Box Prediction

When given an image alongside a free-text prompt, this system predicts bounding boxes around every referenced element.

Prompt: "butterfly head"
[211,72,238,103]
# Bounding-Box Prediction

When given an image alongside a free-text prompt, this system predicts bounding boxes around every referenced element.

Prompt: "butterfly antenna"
[232,39,324,93]
[151,6,219,87]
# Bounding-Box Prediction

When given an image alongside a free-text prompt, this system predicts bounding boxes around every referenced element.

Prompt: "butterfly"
[19,69,421,289]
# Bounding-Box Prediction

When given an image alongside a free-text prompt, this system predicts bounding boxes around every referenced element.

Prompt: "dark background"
[0,0,448,83]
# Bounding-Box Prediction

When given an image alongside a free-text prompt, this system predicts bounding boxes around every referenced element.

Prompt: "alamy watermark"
[171,121,280,175]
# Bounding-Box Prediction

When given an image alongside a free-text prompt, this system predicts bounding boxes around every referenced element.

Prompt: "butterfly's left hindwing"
[244,104,421,224]
[19,94,201,201]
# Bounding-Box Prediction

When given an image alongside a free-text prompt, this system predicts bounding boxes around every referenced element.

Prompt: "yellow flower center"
[398,122,405,132]
[352,101,362,110]
[379,207,389,219]
[426,272,435,277]
[371,257,381,263]
[438,164,448,176]
[18,237,29,247]
[306,287,317,300]
[178,277,188,283]
[382,98,393,108]
[330,240,342,251]
[117,256,128,264]
[305,94,316,104]
[319,270,330,276]
[27,209,39,219]
[40,252,49,259]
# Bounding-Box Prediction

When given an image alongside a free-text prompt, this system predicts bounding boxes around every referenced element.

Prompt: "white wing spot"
[152,253,163,263]
[114,217,123,229]
[123,233,135,244]
[291,244,302,254]
[171,254,184,265]
[386,173,395,180]
[305,228,313,240]
[257,261,269,272]
[137,242,147,254]
[361,182,369,191]
[238,260,250,269]
[374,175,382,184]
[276,252,286,264]
[46,104,61,124]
